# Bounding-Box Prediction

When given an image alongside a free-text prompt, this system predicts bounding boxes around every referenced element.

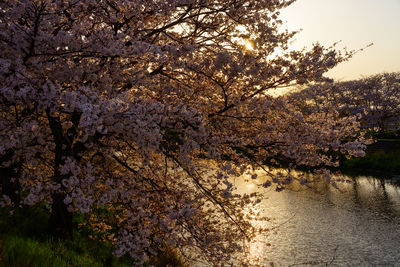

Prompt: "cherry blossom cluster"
[0,0,367,265]
[289,72,400,131]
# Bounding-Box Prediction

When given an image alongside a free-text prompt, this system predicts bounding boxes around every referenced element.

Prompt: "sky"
[280,0,400,81]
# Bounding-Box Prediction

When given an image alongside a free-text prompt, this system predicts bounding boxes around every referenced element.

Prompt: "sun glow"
[244,40,254,51]
[233,25,255,51]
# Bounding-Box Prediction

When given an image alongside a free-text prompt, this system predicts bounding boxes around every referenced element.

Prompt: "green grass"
[340,130,400,175]
[0,235,111,267]
[0,206,131,267]
[0,205,186,267]
[342,150,400,175]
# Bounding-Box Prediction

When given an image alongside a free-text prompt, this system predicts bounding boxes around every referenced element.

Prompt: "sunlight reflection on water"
[233,173,400,266]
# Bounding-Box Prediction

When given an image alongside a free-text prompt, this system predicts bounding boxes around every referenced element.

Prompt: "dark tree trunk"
[379,119,386,134]
[49,192,73,239]
[0,150,21,206]
[47,110,74,239]
[0,166,20,204]
[46,110,85,240]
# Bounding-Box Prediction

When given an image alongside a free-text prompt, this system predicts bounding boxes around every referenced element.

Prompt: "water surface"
[237,175,400,266]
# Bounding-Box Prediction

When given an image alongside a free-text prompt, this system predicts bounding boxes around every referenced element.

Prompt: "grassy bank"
[0,206,186,267]
[0,206,131,267]
[0,235,122,267]
[341,149,400,176]
[341,131,400,176]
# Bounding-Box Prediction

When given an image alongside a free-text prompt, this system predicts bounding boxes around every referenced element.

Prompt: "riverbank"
[0,205,187,267]
[341,139,400,177]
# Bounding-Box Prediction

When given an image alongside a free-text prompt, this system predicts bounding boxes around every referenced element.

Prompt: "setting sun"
[244,40,254,51]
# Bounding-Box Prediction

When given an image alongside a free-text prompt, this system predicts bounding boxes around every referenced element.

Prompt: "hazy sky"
[280,0,400,81]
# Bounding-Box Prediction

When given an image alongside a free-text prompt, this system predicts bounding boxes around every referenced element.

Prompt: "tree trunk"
[0,167,20,204]
[49,192,73,239]
[0,151,21,206]
[47,110,74,239]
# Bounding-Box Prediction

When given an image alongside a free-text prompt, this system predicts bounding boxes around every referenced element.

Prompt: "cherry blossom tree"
[289,72,400,131]
[0,0,367,265]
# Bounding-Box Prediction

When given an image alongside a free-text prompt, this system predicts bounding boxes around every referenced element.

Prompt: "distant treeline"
[288,72,400,132]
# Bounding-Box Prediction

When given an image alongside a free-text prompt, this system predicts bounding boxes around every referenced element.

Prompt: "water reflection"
[235,174,400,266]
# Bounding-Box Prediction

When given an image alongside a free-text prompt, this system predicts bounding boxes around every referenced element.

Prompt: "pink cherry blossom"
[0,0,367,265]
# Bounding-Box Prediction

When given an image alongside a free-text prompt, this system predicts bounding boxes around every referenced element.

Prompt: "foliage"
[369,129,400,140]
[0,0,367,265]
[0,235,107,267]
[0,205,131,267]
[0,205,185,266]
[0,234,185,267]
[289,72,400,131]
[342,144,400,175]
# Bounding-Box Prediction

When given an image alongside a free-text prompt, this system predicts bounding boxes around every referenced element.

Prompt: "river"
[233,174,400,266]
